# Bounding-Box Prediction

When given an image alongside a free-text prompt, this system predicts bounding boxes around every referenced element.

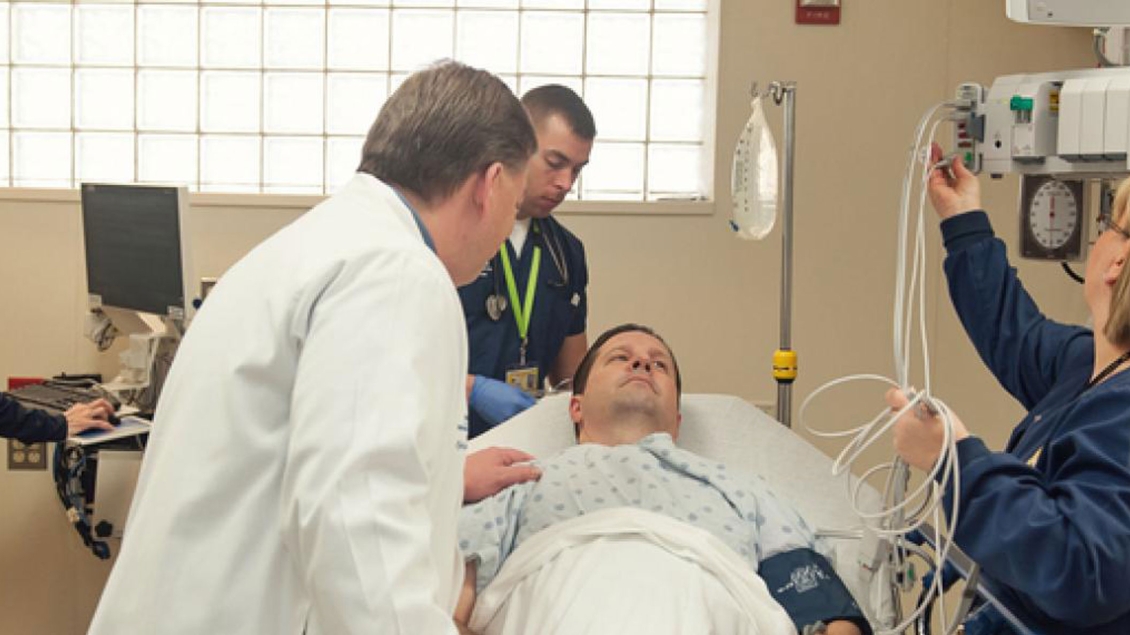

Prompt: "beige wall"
[0,2,1097,633]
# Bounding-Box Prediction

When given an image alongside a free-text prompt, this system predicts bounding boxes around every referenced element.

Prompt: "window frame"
[0,0,720,213]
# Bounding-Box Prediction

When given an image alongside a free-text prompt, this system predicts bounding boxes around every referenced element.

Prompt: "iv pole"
[768,81,798,427]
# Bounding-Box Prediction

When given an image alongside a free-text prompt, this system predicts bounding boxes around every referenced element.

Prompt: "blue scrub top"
[937,211,1130,635]
[458,215,588,438]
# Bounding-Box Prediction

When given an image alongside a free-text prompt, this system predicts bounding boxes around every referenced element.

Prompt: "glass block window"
[0,0,713,200]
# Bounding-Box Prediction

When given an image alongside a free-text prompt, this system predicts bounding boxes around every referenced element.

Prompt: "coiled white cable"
[799,100,968,635]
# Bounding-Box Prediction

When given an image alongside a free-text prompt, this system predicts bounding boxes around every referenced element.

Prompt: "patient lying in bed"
[455,325,870,635]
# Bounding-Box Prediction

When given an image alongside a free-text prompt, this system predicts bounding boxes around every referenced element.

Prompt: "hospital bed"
[469,392,899,630]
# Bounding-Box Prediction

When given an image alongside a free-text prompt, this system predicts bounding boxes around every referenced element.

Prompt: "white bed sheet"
[468,392,896,628]
[470,508,797,635]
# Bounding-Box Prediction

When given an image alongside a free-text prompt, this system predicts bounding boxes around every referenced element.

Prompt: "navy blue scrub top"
[458,215,588,438]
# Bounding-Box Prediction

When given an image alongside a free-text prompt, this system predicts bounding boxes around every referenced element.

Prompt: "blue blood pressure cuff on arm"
[759,548,872,635]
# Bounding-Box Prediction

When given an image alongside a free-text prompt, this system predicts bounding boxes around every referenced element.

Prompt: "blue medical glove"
[469,375,536,427]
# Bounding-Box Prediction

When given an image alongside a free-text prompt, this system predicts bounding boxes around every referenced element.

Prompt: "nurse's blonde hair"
[1104,177,1130,348]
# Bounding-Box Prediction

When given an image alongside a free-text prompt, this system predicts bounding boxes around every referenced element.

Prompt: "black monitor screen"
[81,184,185,317]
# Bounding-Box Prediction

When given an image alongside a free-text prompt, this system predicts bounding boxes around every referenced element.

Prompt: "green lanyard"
[499,241,541,357]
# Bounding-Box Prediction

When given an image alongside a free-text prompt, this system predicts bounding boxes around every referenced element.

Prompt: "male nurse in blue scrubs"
[459,85,595,437]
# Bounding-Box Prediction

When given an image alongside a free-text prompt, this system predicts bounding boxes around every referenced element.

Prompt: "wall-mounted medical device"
[1007,0,1130,26]
[956,67,1130,261]
[1017,176,1086,261]
[964,67,1130,178]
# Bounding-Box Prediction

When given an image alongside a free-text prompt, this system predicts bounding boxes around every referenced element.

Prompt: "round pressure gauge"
[1019,175,1085,261]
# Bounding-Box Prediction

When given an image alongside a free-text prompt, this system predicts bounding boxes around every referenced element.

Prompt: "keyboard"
[8,382,116,415]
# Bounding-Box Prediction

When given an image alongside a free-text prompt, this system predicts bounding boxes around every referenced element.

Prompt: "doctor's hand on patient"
[464,447,541,503]
[927,142,981,220]
[886,388,970,471]
[468,375,536,427]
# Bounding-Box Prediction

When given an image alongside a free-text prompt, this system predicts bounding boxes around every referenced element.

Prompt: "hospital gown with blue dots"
[459,432,871,634]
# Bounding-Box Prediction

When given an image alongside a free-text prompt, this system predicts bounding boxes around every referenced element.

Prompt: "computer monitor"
[80,183,195,396]
[80,183,195,326]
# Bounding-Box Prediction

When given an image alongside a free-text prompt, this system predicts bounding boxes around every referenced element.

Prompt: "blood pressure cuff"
[758,547,872,635]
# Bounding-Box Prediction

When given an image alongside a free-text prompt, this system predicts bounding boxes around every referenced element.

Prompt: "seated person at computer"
[0,393,117,443]
[455,324,870,635]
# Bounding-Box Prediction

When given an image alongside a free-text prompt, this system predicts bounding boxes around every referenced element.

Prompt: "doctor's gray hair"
[358,61,537,204]
[1105,178,1130,348]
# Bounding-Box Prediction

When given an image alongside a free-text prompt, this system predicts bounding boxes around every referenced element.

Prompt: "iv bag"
[730,95,779,240]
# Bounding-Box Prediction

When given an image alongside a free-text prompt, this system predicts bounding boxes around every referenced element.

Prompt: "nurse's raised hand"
[927,142,981,220]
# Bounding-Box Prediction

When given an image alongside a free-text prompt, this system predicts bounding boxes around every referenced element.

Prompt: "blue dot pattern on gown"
[458,432,823,594]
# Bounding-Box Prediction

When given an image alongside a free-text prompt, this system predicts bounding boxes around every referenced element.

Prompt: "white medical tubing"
[799,100,968,634]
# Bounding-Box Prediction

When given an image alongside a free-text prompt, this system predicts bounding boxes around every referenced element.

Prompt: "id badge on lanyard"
[500,244,542,397]
[506,343,540,397]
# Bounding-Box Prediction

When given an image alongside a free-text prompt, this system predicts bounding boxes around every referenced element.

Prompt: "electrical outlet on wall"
[8,439,47,470]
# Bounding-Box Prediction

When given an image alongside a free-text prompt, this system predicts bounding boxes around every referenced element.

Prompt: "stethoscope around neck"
[485,218,569,322]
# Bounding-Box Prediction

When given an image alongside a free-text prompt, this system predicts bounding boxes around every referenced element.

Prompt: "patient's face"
[572,331,681,443]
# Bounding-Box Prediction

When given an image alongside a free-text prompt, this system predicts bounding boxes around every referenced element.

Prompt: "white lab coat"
[88,174,467,635]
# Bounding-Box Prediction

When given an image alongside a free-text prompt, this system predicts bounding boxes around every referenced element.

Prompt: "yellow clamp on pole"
[772,349,798,383]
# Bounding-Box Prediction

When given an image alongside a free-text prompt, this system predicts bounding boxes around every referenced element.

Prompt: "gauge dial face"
[1028,179,1079,250]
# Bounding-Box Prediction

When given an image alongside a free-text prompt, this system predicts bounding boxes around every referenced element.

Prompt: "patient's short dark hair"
[572,323,682,398]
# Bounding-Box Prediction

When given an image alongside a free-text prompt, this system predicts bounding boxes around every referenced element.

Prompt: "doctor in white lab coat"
[88,61,537,635]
